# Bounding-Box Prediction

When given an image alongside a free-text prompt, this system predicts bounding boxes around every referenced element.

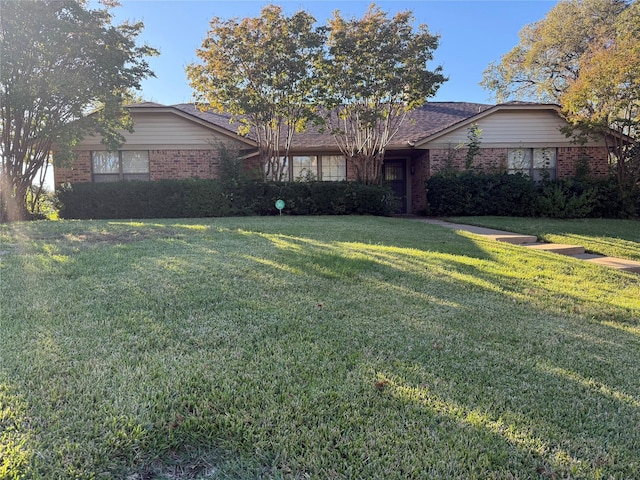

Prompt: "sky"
[106,0,558,106]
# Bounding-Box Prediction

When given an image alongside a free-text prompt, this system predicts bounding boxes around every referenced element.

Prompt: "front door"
[383,159,407,214]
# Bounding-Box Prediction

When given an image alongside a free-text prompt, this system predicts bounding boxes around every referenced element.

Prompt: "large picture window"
[92,151,150,182]
[507,148,556,181]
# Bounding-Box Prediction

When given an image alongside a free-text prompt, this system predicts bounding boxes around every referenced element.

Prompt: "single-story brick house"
[55,101,610,214]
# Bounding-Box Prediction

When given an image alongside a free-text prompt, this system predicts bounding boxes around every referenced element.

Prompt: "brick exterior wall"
[55,151,92,184]
[556,146,609,178]
[54,149,222,185]
[410,151,429,213]
[148,149,219,180]
[55,145,611,216]
[428,147,509,176]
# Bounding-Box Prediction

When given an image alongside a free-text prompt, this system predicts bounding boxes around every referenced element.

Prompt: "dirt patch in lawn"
[61,229,162,245]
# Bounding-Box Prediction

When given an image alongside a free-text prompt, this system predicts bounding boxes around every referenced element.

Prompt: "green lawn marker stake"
[275,199,285,215]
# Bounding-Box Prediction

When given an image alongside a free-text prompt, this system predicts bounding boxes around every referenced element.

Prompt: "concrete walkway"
[418,218,640,274]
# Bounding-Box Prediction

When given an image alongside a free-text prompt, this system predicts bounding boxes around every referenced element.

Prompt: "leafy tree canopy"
[186,5,325,181]
[561,1,640,189]
[319,4,446,184]
[481,0,628,103]
[0,0,157,220]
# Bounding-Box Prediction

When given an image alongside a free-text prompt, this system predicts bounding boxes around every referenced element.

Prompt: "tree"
[318,4,446,184]
[481,0,628,103]
[481,0,640,193]
[561,2,640,191]
[186,5,325,181]
[0,0,157,221]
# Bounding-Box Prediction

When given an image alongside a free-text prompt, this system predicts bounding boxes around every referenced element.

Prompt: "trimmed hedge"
[426,172,639,218]
[56,179,398,219]
[425,172,538,217]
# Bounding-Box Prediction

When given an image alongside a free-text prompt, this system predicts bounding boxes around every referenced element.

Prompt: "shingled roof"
[159,102,493,150]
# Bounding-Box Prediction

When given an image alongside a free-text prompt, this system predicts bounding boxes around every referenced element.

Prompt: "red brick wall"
[410,151,429,213]
[412,145,609,214]
[54,149,222,185]
[428,147,509,176]
[55,151,92,184]
[557,146,609,178]
[149,149,219,180]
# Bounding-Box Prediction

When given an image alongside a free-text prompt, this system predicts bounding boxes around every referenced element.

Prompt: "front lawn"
[1,216,639,479]
[449,216,640,261]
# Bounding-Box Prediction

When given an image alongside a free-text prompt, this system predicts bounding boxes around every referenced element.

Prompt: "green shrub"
[56,179,397,219]
[252,181,397,216]
[425,172,537,217]
[56,179,230,219]
[536,179,597,219]
[425,172,636,218]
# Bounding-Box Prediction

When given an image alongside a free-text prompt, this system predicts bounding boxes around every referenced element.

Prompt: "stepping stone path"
[420,219,640,274]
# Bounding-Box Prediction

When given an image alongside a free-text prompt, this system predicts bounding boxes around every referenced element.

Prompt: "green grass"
[449,216,640,261]
[1,216,640,479]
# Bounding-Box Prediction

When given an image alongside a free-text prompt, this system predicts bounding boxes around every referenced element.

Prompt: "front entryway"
[383,159,407,213]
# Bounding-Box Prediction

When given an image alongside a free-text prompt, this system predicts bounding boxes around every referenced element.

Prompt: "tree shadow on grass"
[3,217,640,478]
[226,225,640,477]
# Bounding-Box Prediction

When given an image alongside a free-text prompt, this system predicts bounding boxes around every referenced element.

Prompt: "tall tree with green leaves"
[0,0,157,221]
[561,1,640,192]
[481,0,628,103]
[187,5,325,181]
[318,4,446,184]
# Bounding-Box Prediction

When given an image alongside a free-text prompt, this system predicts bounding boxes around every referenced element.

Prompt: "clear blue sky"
[108,0,557,105]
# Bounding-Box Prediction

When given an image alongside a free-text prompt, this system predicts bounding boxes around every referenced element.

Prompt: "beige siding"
[426,110,604,148]
[75,112,247,150]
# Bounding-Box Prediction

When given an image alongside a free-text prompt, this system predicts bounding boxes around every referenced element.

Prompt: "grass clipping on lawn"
[1,216,639,479]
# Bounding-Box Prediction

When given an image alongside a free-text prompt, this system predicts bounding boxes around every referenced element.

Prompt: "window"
[264,155,346,182]
[92,151,149,182]
[507,148,556,181]
[320,155,347,181]
[292,156,317,180]
[264,157,289,181]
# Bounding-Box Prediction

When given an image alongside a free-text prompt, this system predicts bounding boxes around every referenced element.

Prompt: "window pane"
[533,148,557,169]
[122,151,149,173]
[292,156,317,180]
[321,155,346,181]
[92,151,119,174]
[265,157,289,181]
[507,149,532,170]
[384,163,404,181]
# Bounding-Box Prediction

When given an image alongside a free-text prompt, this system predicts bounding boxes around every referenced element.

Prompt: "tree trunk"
[0,175,29,222]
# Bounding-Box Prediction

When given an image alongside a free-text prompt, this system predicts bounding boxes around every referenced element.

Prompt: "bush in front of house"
[425,171,538,217]
[56,179,397,219]
[252,181,398,216]
[425,172,637,218]
[56,179,230,219]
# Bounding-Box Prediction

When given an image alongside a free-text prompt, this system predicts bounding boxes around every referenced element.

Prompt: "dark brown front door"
[383,159,407,213]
